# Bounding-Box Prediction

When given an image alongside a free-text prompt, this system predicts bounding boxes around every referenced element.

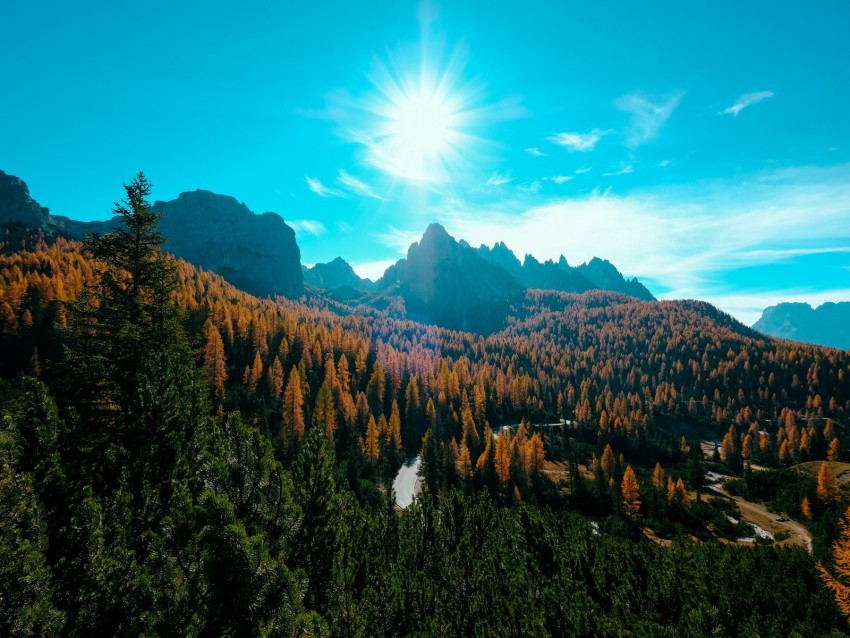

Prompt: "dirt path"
[708,483,813,553]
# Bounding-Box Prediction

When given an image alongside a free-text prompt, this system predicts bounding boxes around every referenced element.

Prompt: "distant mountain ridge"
[476,240,654,301]
[3,168,656,333]
[303,257,375,293]
[753,302,850,350]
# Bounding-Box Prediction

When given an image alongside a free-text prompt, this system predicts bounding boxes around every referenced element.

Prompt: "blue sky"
[2,1,849,324]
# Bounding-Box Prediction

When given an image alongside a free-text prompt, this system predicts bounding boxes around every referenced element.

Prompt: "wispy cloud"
[575,167,592,174]
[306,176,344,198]
[375,226,425,255]
[615,92,684,148]
[720,91,774,117]
[547,129,607,152]
[487,171,514,186]
[524,147,546,157]
[289,219,327,236]
[543,175,574,184]
[518,180,542,194]
[734,246,850,261]
[337,169,382,199]
[603,165,634,176]
[659,159,670,168]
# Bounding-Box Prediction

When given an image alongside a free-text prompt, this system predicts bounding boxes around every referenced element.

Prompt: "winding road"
[393,456,422,509]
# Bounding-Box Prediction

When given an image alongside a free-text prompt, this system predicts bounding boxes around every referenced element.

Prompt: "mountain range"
[1,168,663,334]
[754,302,850,350]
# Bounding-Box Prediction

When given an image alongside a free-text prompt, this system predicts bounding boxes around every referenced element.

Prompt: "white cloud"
[337,169,383,199]
[603,165,634,176]
[615,92,684,148]
[487,171,514,186]
[524,147,546,157]
[289,219,327,236]
[659,159,670,168]
[306,176,344,198]
[337,221,354,233]
[720,91,774,117]
[575,167,592,174]
[547,129,607,152]
[544,175,574,184]
[352,259,397,281]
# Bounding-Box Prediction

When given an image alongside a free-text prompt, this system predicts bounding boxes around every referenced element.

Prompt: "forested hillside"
[2,175,850,635]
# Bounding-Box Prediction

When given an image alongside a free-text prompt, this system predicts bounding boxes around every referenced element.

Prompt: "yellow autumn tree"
[244,350,263,391]
[388,400,402,450]
[601,443,615,482]
[818,507,850,618]
[829,438,841,462]
[362,414,380,461]
[802,496,814,520]
[651,462,664,489]
[621,465,641,519]
[265,353,281,394]
[456,444,472,480]
[202,319,227,402]
[281,366,305,443]
[495,430,512,485]
[476,425,495,477]
[817,462,840,505]
[525,432,545,477]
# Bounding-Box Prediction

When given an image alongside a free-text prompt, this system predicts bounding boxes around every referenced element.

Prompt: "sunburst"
[360,46,478,184]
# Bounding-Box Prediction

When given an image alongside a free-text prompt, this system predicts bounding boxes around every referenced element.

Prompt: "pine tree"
[621,465,641,519]
[688,440,705,500]
[66,172,178,426]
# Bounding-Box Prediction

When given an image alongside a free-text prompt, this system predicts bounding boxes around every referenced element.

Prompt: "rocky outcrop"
[151,190,304,298]
[378,224,524,333]
[0,169,50,227]
[575,257,654,301]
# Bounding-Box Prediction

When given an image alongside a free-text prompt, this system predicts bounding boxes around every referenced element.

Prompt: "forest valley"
[3,174,850,636]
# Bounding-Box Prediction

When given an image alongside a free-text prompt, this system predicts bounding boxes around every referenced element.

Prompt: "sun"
[361,48,476,184]
[389,85,457,165]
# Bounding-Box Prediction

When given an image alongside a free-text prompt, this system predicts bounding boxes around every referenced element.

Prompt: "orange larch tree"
[621,465,641,519]
[817,462,840,505]
[819,507,850,618]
